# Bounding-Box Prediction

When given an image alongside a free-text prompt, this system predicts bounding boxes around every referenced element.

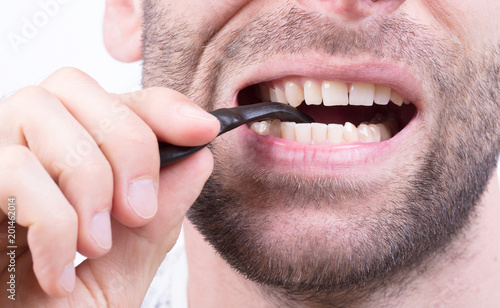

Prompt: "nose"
[297,0,406,21]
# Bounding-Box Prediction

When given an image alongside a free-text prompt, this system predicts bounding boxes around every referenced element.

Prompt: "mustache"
[223,9,425,58]
[206,8,448,64]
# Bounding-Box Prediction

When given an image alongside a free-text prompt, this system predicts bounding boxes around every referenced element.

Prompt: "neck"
[185,171,500,307]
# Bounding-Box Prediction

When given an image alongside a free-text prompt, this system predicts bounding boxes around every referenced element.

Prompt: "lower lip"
[236,114,421,176]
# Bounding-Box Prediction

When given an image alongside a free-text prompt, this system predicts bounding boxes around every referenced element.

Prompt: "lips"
[221,56,424,174]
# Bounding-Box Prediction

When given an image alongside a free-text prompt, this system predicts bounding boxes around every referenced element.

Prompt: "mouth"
[238,77,417,145]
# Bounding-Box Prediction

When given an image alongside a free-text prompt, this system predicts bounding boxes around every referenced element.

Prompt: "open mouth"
[238,77,417,145]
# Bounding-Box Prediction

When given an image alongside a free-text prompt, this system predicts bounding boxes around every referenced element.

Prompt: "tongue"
[296,103,415,127]
[297,104,379,125]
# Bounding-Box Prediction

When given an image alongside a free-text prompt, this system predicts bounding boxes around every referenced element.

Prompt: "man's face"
[142,0,500,302]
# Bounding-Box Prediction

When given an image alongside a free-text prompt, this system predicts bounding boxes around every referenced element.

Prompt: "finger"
[79,147,214,306]
[41,68,219,228]
[116,87,220,146]
[0,145,78,298]
[41,68,161,228]
[156,147,215,231]
[0,86,113,259]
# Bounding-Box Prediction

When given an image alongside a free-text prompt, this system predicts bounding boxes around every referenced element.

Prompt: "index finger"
[116,87,220,147]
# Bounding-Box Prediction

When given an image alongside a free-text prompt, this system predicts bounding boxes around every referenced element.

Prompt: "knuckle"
[49,204,78,230]
[142,86,169,98]
[123,124,158,150]
[4,86,63,121]
[85,159,113,175]
[9,86,55,108]
[52,66,87,81]
[28,209,77,267]
[57,151,113,182]
[43,67,95,90]
[76,160,113,183]
[0,145,36,171]
[63,205,79,226]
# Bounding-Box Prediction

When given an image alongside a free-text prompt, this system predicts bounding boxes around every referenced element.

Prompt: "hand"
[0,67,219,306]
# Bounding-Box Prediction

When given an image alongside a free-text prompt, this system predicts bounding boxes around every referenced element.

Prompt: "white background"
[1,0,141,98]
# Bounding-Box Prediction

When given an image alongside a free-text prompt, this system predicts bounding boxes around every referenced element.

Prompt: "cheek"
[421,0,466,32]
[207,0,251,16]
[418,0,500,47]
[168,0,251,31]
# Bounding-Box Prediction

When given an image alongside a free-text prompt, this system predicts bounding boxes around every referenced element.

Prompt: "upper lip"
[229,53,425,111]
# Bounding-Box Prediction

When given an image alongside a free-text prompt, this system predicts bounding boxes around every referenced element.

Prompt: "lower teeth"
[249,115,397,145]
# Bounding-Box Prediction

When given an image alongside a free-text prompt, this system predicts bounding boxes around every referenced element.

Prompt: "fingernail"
[90,211,112,249]
[60,263,75,293]
[178,104,217,122]
[128,178,158,219]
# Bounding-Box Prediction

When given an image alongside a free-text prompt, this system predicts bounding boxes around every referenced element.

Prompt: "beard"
[142,3,500,305]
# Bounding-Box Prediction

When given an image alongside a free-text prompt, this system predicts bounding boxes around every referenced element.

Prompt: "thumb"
[80,148,214,306]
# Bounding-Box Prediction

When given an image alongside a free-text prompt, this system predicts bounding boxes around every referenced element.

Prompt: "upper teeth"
[260,79,409,108]
[252,79,409,145]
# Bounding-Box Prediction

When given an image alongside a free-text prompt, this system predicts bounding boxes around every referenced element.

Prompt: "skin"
[0,0,499,307]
